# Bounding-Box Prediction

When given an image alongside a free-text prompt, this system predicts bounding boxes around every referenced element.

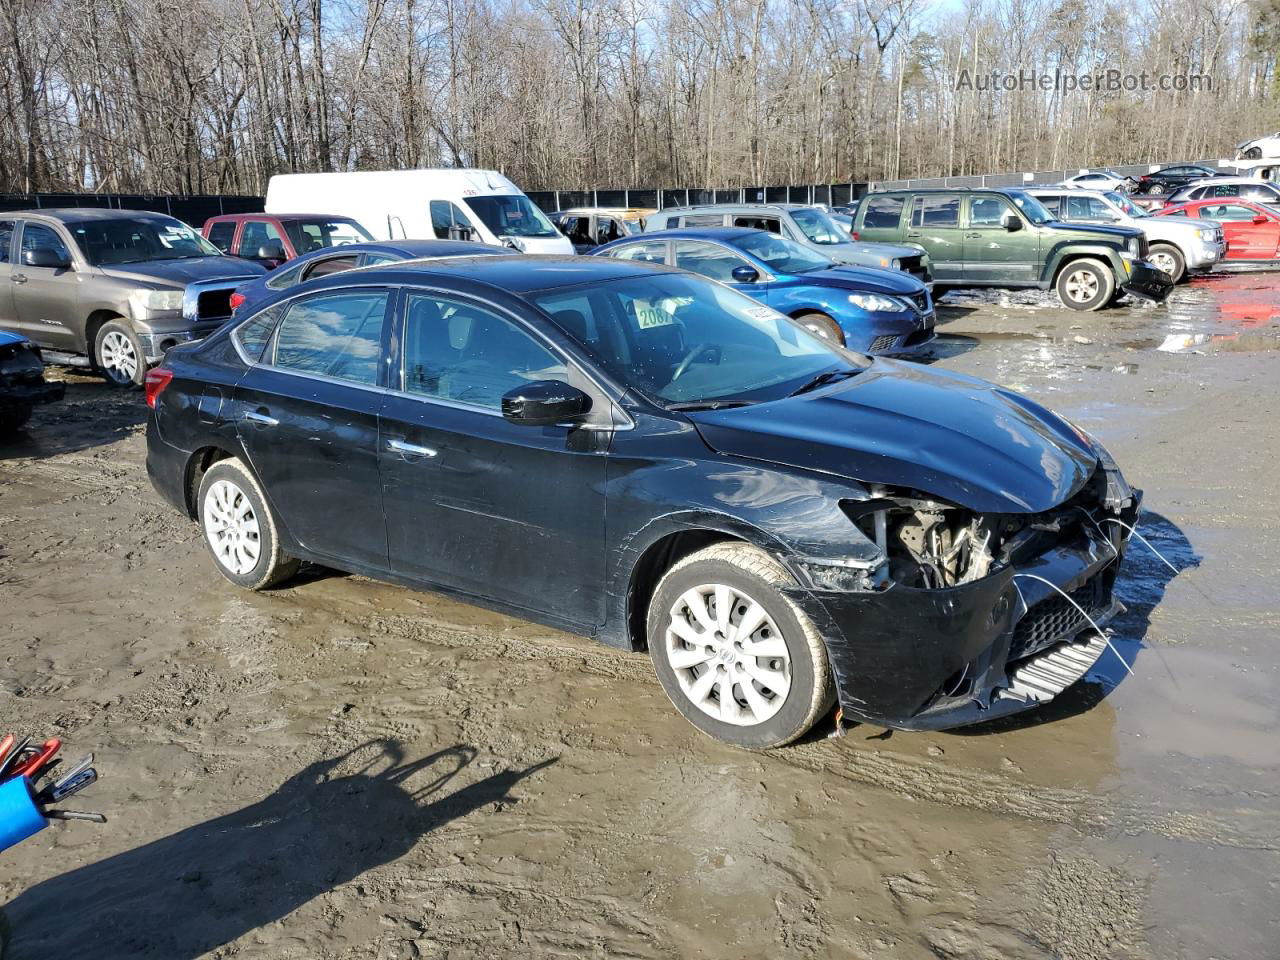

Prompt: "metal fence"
[867,159,1242,192]
[0,192,264,225]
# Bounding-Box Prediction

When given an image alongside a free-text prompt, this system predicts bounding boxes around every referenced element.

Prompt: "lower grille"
[869,334,899,353]
[903,328,934,347]
[197,289,234,320]
[1000,633,1108,703]
[1010,575,1105,660]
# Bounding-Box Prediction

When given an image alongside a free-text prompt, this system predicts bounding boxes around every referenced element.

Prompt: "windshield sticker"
[157,227,194,247]
[633,297,686,329]
[745,305,784,323]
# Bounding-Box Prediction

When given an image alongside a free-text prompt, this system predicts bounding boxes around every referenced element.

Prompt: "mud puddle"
[2,276,1279,959]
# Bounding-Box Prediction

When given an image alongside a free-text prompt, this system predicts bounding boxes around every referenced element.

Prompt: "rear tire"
[1055,259,1115,311]
[93,319,146,388]
[795,312,845,346]
[1147,183,1165,196]
[197,458,300,590]
[647,542,835,749]
[1147,243,1185,283]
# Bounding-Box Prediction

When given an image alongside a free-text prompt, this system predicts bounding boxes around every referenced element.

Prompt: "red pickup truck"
[201,213,373,268]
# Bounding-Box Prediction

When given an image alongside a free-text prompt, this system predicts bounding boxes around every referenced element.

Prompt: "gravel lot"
[1,270,1277,959]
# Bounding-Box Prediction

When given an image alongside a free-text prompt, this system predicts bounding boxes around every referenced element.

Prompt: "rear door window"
[733,216,782,233]
[271,290,389,386]
[206,221,236,253]
[236,220,283,258]
[607,240,668,263]
[0,220,14,263]
[1204,183,1241,198]
[678,214,725,227]
[1200,203,1266,220]
[861,196,905,229]
[911,196,961,227]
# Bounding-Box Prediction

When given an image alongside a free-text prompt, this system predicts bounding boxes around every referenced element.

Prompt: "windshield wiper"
[666,399,756,412]
[788,368,860,397]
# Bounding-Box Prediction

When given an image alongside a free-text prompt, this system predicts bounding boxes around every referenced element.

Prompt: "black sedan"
[145,256,1141,747]
[1135,164,1225,195]
[1,330,63,433]
[229,238,507,317]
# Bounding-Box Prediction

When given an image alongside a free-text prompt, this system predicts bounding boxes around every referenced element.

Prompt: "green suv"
[852,188,1173,310]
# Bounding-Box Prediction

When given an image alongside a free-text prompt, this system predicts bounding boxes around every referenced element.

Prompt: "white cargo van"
[264,169,573,254]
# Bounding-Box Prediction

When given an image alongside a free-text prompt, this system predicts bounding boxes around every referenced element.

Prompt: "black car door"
[233,286,393,570]
[379,288,608,629]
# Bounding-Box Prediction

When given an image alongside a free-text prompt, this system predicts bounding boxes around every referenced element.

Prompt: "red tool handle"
[10,738,61,779]
[0,734,13,766]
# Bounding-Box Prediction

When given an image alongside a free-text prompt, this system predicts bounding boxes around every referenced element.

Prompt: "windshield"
[70,217,221,265]
[463,194,559,238]
[527,273,861,406]
[790,207,852,245]
[1005,191,1052,225]
[282,218,372,253]
[732,231,833,274]
[1105,192,1147,217]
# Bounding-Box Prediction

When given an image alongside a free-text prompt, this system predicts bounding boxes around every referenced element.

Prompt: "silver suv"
[643,203,933,284]
[0,210,264,386]
[1028,188,1224,282]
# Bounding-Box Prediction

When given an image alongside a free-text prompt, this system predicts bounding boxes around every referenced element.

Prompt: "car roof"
[867,187,1025,196]
[653,203,811,215]
[633,226,768,242]
[556,207,655,217]
[1184,176,1270,185]
[6,208,182,222]
[210,212,363,222]
[329,253,680,294]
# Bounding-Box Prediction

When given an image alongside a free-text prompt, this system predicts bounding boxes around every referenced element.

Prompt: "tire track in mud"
[777,741,1280,853]
[367,612,1280,854]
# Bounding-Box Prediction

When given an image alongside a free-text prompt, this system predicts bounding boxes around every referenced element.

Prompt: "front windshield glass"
[1005,191,1052,225]
[732,231,833,274]
[463,194,559,238]
[70,217,221,265]
[527,273,861,406]
[1106,192,1147,217]
[790,207,851,245]
[282,218,372,253]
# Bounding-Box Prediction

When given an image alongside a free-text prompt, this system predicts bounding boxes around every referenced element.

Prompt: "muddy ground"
[1,270,1277,959]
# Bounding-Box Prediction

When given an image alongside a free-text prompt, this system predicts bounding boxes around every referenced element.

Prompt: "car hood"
[791,264,924,295]
[0,330,30,348]
[687,359,1099,514]
[97,257,267,286]
[823,241,920,264]
[1044,221,1141,242]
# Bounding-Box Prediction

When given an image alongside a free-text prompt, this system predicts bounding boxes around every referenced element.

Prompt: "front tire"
[197,458,300,590]
[1055,259,1115,311]
[1147,242,1185,283]
[1147,183,1165,196]
[93,320,146,387]
[0,404,33,434]
[647,542,835,749]
[795,312,845,346]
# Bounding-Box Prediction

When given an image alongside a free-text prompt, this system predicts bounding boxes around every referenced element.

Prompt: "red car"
[1155,199,1280,262]
[201,213,373,268]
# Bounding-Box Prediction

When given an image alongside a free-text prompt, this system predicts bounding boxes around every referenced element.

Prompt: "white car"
[1236,132,1280,161]
[1028,187,1225,283]
[1059,170,1138,192]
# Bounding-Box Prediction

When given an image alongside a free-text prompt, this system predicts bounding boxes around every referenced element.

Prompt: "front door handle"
[964,232,981,239]
[905,232,921,238]
[243,410,279,426]
[11,274,27,284]
[387,438,438,458]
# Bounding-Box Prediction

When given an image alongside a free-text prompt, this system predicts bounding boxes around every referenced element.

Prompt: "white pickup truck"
[1027,187,1225,283]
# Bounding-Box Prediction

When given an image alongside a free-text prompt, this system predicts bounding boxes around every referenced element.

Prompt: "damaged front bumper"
[786,491,1141,731]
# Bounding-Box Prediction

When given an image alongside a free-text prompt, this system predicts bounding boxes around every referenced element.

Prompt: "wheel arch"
[182,444,238,518]
[621,515,791,653]
[85,309,127,355]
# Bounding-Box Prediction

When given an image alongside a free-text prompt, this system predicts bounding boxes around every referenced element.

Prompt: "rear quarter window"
[233,307,283,361]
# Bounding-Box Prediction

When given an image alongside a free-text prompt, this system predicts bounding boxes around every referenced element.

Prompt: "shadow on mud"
[916,333,980,364]
[949,509,1200,735]
[4,741,556,958]
[0,379,146,461]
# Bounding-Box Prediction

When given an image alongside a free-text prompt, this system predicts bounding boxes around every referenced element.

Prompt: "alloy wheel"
[203,479,262,576]
[99,331,139,384]
[1063,269,1099,304]
[663,583,792,726]
[1149,251,1176,276]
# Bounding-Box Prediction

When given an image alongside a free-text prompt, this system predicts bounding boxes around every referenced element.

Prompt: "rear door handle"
[11,274,27,283]
[243,410,278,426]
[964,232,981,239]
[387,438,437,458]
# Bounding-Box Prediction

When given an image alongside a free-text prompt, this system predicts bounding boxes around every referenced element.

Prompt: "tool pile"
[0,733,105,854]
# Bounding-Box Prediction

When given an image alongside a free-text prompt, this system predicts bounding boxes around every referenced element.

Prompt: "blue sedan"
[230,239,507,316]
[593,227,935,354]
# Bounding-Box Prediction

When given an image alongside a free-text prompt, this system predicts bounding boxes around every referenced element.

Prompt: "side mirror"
[1001,212,1022,231]
[257,241,286,261]
[501,380,590,426]
[731,264,760,283]
[23,246,71,269]
[1253,215,1268,224]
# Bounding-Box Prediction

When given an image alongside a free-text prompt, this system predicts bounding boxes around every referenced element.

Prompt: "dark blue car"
[230,239,507,317]
[594,227,935,355]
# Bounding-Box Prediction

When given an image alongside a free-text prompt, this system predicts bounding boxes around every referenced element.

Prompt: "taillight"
[851,230,860,241]
[229,292,246,312]
[145,367,174,409]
